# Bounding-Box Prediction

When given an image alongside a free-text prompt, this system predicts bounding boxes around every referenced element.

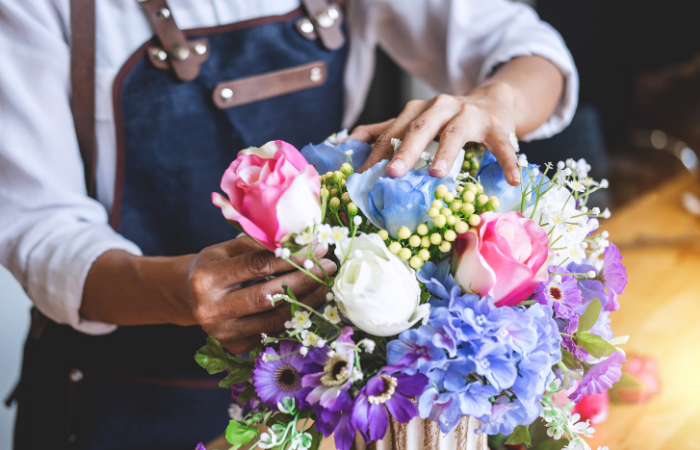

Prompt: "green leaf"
[307,427,323,450]
[504,425,531,447]
[237,384,256,405]
[561,349,582,370]
[194,336,252,374]
[577,299,601,333]
[225,420,258,446]
[576,331,616,359]
[250,345,262,362]
[219,366,252,388]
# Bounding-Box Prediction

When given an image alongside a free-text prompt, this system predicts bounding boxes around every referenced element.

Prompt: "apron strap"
[138,0,207,82]
[300,0,345,50]
[70,0,97,199]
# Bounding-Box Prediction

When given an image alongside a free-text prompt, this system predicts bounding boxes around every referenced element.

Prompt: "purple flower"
[196,444,207,450]
[352,370,428,441]
[418,387,463,433]
[229,381,259,410]
[417,260,461,307]
[600,244,627,312]
[567,261,610,310]
[569,351,626,402]
[312,391,358,450]
[387,328,448,375]
[534,266,583,321]
[252,341,313,411]
[478,396,542,436]
[302,327,356,409]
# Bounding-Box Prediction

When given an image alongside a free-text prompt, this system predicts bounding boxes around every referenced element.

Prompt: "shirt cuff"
[478,29,579,142]
[26,223,142,335]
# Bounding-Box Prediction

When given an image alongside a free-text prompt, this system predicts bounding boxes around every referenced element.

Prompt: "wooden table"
[586,173,700,450]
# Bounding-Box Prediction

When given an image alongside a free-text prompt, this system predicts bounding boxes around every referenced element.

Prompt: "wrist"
[132,253,198,326]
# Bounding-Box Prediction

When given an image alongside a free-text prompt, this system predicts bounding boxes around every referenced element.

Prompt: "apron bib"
[13,4,347,449]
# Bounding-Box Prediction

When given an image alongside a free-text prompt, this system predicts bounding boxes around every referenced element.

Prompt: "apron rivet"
[152,48,167,61]
[194,43,207,55]
[327,6,340,21]
[300,19,315,34]
[220,88,234,100]
[170,44,191,61]
[156,8,171,20]
[69,369,83,383]
[310,67,323,82]
[315,9,336,28]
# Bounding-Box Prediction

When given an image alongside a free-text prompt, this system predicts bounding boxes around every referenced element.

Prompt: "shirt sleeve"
[351,0,578,141]
[0,1,140,335]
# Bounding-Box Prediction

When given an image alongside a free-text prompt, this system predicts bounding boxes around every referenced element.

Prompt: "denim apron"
[13,5,346,450]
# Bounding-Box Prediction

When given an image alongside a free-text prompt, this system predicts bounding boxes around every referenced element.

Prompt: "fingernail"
[510,168,521,185]
[387,159,405,172]
[431,159,447,174]
[313,243,329,257]
[321,259,338,273]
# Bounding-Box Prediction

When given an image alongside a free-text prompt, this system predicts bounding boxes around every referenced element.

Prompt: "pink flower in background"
[453,211,551,307]
[609,354,661,403]
[212,141,321,250]
[573,391,609,425]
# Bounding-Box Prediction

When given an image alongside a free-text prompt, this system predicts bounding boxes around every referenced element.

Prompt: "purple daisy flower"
[229,381,259,410]
[252,340,312,410]
[533,266,583,321]
[600,244,627,312]
[352,369,428,441]
[569,351,626,402]
[302,327,356,409]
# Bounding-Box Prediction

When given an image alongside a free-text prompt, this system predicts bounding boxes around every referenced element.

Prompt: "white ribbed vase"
[351,415,487,450]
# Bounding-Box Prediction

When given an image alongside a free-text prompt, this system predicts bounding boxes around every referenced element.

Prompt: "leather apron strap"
[70,0,97,199]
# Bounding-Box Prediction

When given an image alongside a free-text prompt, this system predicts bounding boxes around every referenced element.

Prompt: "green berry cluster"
[460,143,487,178]
[379,181,500,269]
[319,163,363,230]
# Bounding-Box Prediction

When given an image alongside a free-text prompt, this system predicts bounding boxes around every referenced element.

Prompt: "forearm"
[477,55,565,137]
[81,250,196,327]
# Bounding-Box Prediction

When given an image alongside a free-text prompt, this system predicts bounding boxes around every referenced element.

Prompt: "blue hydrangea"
[300,139,371,174]
[388,286,562,434]
[477,150,549,212]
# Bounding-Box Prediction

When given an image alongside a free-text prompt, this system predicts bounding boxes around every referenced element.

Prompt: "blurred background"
[3,0,700,448]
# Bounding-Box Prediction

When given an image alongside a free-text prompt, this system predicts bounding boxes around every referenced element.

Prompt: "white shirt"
[0,0,577,334]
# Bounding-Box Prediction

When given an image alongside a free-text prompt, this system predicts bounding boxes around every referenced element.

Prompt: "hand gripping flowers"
[199,138,628,450]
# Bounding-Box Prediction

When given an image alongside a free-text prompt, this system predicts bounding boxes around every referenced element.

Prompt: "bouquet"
[198,133,629,450]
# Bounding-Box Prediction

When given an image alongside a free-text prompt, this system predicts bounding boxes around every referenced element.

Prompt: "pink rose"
[573,391,609,425]
[453,211,551,307]
[211,141,321,250]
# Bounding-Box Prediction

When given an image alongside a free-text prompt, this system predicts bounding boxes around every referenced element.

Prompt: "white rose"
[331,233,429,337]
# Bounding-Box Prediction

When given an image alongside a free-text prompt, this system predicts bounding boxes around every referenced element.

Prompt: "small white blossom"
[590,207,601,214]
[568,242,587,263]
[601,208,611,219]
[582,177,598,187]
[331,226,349,243]
[509,131,520,152]
[421,151,433,161]
[262,353,270,363]
[351,367,364,382]
[258,431,278,449]
[303,259,314,270]
[563,168,573,176]
[301,330,326,348]
[323,305,341,324]
[261,333,268,344]
[317,224,334,245]
[518,154,529,167]
[289,311,312,330]
[391,138,402,153]
[299,346,309,357]
[557,161,565,170]
[567,180,586,192]
[325,292,334,301]
[344,150,354,156]
[274,247,291,259]
[353,215,363,226]
[361,338,376,354]
[295,231,315,246]
[600,178,609,188]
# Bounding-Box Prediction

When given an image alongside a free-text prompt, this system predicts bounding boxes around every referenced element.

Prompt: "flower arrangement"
[199,134,628,450]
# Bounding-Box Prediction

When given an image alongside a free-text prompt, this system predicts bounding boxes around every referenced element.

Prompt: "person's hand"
[347,82,521,186]
[183,236,336,353]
